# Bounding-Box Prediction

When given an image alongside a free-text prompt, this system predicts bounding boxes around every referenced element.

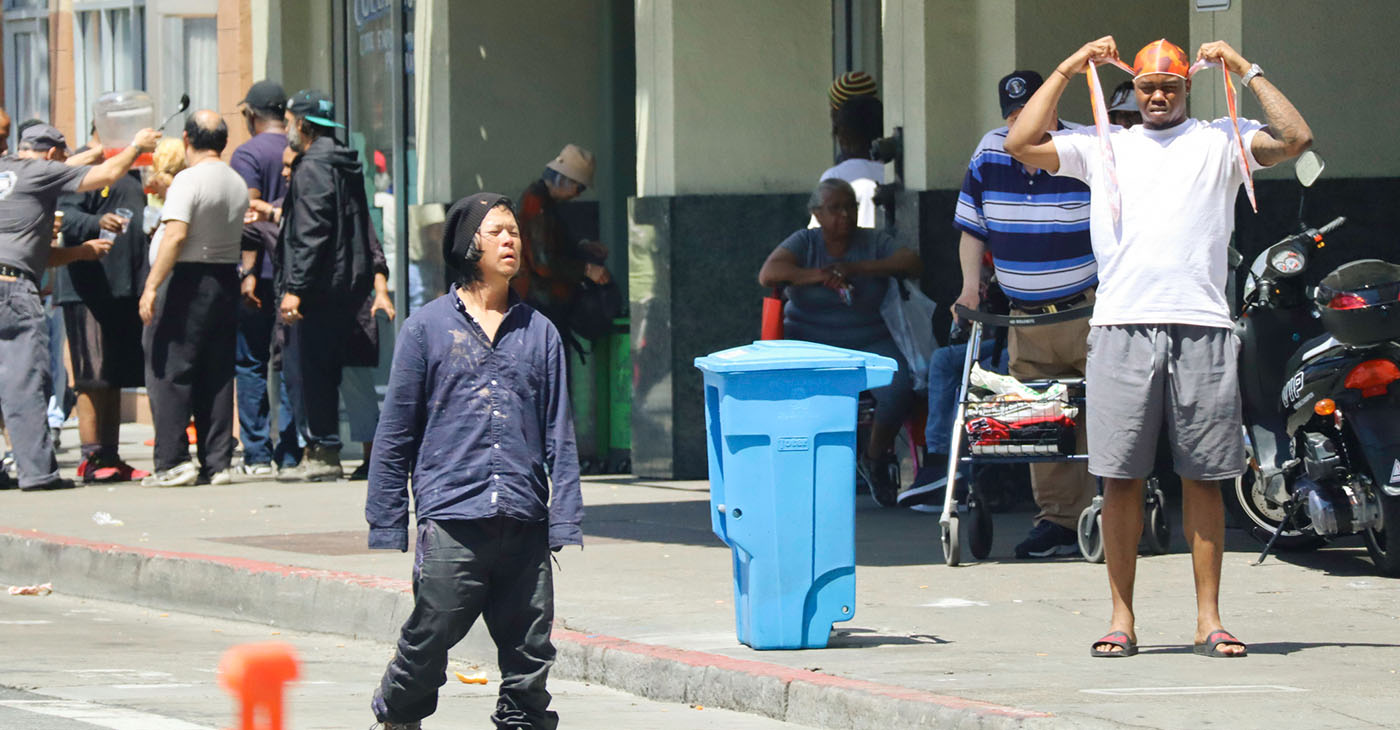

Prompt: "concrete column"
[883,0,1015,191]
[1219,0,1394,180]
[635,0,830,196]
[1188,0,1243,127]
[251,0,278,81]
[412,0,452,203]
[630,0,830,478]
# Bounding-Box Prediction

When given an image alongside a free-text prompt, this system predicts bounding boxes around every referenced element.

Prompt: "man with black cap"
[230,80,293,477]
[0,122,160,491]
[366,193,582,730]
[900,71,1098,561]
[274,89,374,482]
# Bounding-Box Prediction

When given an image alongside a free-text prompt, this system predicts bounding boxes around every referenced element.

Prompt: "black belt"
[0,265,37,284]
[1010,291,1089,315]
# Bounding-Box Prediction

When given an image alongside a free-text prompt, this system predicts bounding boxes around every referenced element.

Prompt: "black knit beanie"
[442,192,514,268]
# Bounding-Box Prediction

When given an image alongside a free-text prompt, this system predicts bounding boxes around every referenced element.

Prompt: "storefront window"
[346,0,419,305]
[2,4,49,127]
[158,15,217,129]
[73,2,147,138]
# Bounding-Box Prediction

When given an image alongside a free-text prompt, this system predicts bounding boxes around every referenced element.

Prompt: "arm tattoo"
[1249,77,1313,166]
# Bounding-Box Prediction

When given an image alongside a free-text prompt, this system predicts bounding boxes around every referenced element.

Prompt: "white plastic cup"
[101,207,135,241]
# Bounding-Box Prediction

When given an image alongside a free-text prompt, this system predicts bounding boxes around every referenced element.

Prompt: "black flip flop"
[1090,630,1138,657]
[1193,629,1248,658]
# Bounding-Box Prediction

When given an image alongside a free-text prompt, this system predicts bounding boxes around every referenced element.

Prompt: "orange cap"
[1133,39,1190,79]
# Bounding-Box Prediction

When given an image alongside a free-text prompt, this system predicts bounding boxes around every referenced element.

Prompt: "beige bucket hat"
[544,144,596,187]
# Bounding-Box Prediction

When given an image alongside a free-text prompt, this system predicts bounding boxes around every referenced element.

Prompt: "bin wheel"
[969,498,993,560]
[942,515,961,567]
[1078,500,1105,564]
[1143,483,1171,555]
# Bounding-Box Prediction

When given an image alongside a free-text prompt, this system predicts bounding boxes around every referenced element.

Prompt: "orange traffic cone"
[218,642,300,730]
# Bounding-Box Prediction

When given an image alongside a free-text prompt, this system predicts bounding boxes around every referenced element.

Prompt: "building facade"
[5,0,1395,477]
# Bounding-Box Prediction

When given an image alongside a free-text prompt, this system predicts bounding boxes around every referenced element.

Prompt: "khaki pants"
[1008,291,1096,530]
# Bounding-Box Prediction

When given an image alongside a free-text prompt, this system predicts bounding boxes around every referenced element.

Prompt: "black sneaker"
[860,451,900,507]
[20,478,80,492]
[348,461,371,481]
[899,459,949,507]
[1014,520,1081,559]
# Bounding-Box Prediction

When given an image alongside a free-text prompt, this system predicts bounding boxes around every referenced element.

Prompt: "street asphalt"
[2,422,1399,729]
[0,592,808,729]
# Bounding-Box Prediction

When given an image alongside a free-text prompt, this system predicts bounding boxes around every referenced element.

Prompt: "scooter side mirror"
[1295,151,1325,188]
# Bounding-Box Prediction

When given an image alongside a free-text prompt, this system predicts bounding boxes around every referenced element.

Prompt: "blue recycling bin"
[694,340,896,649]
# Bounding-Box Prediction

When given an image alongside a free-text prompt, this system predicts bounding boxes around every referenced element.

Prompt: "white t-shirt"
[809,157,886,229]
[1051,118,1268,328]
[159,160,250,264]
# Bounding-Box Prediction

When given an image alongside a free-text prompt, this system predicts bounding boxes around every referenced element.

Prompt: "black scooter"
[1230,152,1400,576]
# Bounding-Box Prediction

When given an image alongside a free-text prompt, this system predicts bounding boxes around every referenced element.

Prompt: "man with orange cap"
[1005,36,1313,659]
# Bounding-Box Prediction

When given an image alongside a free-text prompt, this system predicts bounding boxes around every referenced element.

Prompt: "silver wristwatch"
[1241,63,1264,88]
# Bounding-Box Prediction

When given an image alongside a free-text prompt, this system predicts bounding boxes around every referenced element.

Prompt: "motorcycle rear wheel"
[1362,492,1400,578]
[1228,468,1326,552]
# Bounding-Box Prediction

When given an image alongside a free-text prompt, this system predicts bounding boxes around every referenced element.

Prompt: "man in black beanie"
[366,193,583,730]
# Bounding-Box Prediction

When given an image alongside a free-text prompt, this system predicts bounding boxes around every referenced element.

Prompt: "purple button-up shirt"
[366,287,583,551]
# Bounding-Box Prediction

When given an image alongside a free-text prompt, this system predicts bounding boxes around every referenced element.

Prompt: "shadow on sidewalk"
[583,498,972,568]
[1134,640,1400,656]
[827,628,952,649]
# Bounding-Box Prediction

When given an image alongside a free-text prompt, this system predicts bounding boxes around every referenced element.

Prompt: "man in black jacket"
[56,154,149,483]
[275,89,374,482]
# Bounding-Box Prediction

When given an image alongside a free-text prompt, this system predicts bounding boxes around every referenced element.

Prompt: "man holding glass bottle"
[55,131,152,483]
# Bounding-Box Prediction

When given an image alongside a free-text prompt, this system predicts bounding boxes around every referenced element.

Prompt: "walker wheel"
[942,515,962,567]
[1078,500,1105,564]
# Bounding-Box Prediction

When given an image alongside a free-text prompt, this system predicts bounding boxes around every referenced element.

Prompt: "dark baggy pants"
[0,277,60,487]
[282,296,353,453]
[143,263,238,474]
[374,518,559,729]
[235,278,300,466]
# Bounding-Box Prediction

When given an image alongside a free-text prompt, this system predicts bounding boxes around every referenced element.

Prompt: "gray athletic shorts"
[1085,324,1245,480]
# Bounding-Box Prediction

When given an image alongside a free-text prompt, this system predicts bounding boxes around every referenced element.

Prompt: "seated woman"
[758,178,923,506]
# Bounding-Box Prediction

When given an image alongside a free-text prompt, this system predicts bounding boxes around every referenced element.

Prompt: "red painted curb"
[0,526,410,593]
[0,525,1049,720]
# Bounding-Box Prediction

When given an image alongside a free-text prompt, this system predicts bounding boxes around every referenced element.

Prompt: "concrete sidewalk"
[3,423,1399,729]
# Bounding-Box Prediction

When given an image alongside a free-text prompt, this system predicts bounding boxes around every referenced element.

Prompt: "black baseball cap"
[19,123,70,153]
[998,70,1044,119]
[286,89,344,129]
[240,80,286,114]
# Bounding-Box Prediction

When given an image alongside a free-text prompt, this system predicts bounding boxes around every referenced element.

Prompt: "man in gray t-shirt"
[0,123,159,491]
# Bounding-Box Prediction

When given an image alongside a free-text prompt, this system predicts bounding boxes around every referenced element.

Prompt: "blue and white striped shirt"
[953,124,1096,303]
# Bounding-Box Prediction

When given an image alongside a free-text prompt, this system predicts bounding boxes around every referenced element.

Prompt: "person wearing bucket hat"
[274,88,375,483]
[1005,35,1314,659]
[514,143,620,357]
[367,192,581,730]
[1107,81,1142,128]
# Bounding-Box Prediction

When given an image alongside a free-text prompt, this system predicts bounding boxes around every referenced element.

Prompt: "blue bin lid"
[694,340,897,377]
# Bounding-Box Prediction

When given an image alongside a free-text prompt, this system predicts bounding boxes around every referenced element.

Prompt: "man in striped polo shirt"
[948,70,1097,559]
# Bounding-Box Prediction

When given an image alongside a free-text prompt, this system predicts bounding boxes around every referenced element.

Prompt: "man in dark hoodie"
[274,89,374,482]
[367,192,582,730]
[55,128,150,483]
